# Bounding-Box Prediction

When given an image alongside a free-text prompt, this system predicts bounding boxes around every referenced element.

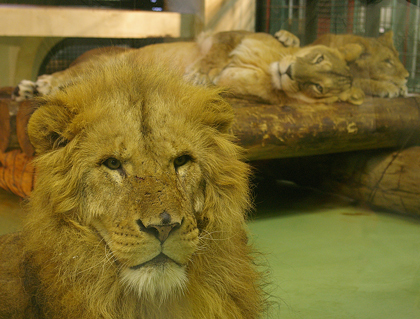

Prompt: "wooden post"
[16,101,35,157]
[322,147,420,216]
[0,100,19,152]
[0,149,35,198]
[0,101,10,152]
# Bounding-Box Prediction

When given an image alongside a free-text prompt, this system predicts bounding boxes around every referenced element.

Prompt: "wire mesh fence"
[2,0,198,76]
[6,0,420,92]
[260,0,420,93]
[39,38,166,76]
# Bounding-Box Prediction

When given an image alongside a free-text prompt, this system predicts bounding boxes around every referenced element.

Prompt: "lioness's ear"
[340,86,365,105]
[339,44,363,62]
[28,100,77,155]
[378,31,394,48]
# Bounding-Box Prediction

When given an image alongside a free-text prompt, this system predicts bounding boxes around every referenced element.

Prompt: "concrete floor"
[1,182,420,319]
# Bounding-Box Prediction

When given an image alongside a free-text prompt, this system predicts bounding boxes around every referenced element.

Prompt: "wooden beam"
[1,95,420,160]
[228,96,420,161]
[1,94,420,200]
[0,5,195,38]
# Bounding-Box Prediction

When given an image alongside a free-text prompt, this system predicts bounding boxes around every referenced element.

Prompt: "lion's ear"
[28,100,77,155]
[338,43,364,62]
[339,86,365,105]
[206,98,235,133]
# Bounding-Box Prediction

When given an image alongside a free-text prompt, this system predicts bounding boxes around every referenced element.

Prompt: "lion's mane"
[0,52,264,319]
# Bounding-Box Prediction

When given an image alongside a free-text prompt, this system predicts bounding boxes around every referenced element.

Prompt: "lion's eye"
[174,155,191,169]
[315,55,324,64]
[315,84,323,93]
[103,158,122,170]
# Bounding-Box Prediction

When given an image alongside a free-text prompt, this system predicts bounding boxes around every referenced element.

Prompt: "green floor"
[1,182,419,318]
[250,181,420,319]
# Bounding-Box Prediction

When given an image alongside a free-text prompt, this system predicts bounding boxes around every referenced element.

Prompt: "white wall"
[0,1,255,86]
[204,0,255,32]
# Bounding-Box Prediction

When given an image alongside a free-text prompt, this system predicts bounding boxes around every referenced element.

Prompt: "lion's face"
[27,55,243,301]
[269,45,364,104]
[84,109,203,298]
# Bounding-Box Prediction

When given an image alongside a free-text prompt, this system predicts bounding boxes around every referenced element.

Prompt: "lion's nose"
[137,212,182,243]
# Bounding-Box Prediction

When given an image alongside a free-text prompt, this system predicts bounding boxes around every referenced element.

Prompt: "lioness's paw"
[12,75,54,101]
[374,82,403,98]
[35,74,53,96]
[274,30,300,47]
[12,80,37,101]
[399,85,408,97]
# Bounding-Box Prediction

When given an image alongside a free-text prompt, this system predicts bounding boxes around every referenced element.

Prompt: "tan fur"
[13,30,364,105]
[186,30,364,105]
[312,31,409,97]
[26,42,201,98]
[0,53,264,318]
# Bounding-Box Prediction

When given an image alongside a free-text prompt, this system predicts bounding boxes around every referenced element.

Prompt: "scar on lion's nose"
[136,214,181,243]
[160,211,171,224]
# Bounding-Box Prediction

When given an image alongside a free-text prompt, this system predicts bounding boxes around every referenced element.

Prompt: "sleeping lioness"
[186,30,365,105]
[309,31,409,97]
[13,30,365,105]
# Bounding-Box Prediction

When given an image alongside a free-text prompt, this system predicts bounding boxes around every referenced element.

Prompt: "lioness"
[13,30,364,105]
[0,53,264,318]
[309,31,409,97]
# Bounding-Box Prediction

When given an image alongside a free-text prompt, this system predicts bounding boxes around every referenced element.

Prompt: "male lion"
[310,31,409,97]
[0,53,264,318]
[13,30,364,105]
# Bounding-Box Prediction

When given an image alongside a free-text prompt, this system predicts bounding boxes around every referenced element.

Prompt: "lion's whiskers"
[199,229,241,241]
[192,229,242,257]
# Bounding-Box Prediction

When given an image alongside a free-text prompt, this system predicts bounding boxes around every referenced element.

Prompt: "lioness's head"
[27,53,250,301]
[349,31,409,96]
[313,31,410,97]
[269,44,365,105]
[270,45,364,104]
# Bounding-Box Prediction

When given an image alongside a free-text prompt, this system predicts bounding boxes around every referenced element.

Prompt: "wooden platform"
[1,88,419,214]
[230,95,420,160]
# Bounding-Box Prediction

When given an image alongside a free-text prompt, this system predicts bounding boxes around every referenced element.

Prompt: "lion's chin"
[120,260,188,301]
